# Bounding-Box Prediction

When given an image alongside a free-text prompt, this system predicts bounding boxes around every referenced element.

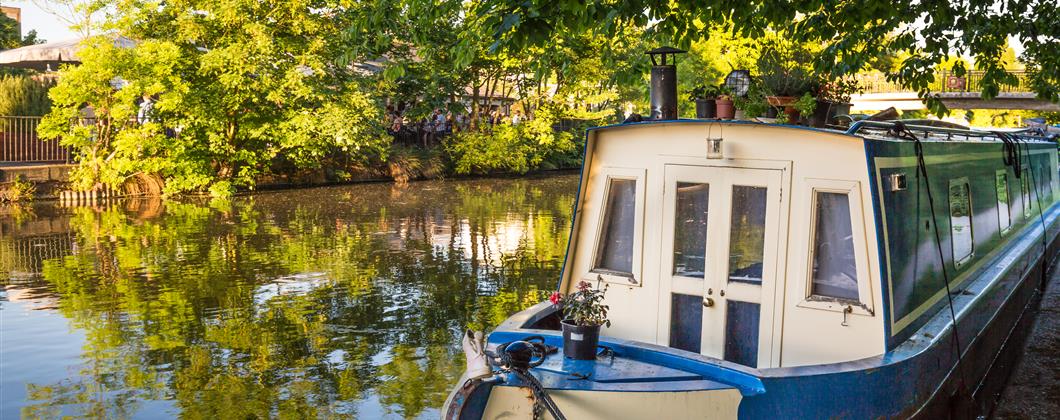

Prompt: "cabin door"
[659,164,784,368]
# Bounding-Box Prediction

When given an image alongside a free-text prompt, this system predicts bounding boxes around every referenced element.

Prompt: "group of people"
[385,104,529,147]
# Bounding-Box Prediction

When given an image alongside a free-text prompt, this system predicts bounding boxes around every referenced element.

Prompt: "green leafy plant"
[734,82,769,118]
[793,92,818,118]
[549,281,611,327]
[688,83,720,101]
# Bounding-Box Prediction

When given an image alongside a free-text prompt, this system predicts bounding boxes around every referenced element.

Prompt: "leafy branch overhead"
[477,0,1060,114]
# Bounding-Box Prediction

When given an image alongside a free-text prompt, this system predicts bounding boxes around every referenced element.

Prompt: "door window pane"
[670,293,703,353]
[594,178,637,275]
[727,186,767,284]
[724,300,760,368]
[950,179,974,263]
[997,171,1011,232]
[673,182,709,278]
[810,192,859,301]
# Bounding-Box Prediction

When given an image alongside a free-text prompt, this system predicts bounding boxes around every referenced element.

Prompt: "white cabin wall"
[562,122,886,367]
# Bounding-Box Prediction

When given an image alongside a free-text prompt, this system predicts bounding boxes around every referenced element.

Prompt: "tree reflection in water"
[0,175,577,419]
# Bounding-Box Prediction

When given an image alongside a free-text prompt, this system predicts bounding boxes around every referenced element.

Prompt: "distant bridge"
[851,71,1059,112]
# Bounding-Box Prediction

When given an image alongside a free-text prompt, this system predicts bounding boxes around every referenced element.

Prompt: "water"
[0,174,578,419]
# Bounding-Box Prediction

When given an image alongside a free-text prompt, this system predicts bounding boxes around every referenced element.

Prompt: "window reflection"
[996,171,1010,232]
[673,182,709,278]
[810,192,859,301]
[727,186,766,284]
[950,179,974,263]
[594,178,637,275]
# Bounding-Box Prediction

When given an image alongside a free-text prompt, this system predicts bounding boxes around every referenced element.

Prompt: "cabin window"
[949,178,974,265]
[809,192,859,301]
[1022,165,1032,217]
[996,170,1011,233]
[594,178,637,276]
[727,186,767,284]
[673,183,709,278]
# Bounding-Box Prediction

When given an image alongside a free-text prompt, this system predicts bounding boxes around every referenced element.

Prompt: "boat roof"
[587,119,1057,144]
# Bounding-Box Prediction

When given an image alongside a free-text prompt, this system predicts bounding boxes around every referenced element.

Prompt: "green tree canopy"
[472,0,1060,114]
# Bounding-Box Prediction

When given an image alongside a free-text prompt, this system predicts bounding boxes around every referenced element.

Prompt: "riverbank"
[993,267,1060,418]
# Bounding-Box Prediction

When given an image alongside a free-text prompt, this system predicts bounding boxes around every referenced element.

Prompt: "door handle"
[703,297,715,307]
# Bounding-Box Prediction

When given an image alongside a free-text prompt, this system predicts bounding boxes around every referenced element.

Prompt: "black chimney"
[646,46,686,120]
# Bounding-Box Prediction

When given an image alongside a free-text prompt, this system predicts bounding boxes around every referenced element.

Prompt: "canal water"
[0,174,578,419]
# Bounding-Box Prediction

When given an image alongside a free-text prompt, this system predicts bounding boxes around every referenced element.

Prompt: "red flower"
[577,281,592,291]
[549,291,562,305]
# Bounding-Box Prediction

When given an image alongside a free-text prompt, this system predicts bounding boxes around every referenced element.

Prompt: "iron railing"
[0,116,71,163]
[856,70,1032,95]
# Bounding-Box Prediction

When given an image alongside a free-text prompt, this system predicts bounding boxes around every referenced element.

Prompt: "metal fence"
[0,116,71,163]
[856,70,1032,95]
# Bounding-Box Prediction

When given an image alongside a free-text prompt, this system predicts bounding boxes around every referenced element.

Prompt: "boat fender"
[461,330,493,380]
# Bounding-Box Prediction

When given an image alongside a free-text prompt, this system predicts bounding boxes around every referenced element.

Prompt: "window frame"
[587,167,646,287]
[949,177,975,268]
[798,179,874,316]
[996,169,1012,235]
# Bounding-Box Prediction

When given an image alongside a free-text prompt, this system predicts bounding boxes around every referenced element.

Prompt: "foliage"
[550,280,611,327]
[817,79,862,104]
[0,13,44,49]
[473,0,1060,115]
[688,83,720,101]
[445,105,578,175]
[0,176,35,202]
[41,2,391,196]
[793,92,818,117]
[0,75,54,116]
[756,36,818,97]
[734,82,768,118]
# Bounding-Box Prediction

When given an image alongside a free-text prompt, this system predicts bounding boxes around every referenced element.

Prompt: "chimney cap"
[645,46,687,55]
[645,46,686,66]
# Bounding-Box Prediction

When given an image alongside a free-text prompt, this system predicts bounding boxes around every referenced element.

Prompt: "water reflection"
[0,175,577,419]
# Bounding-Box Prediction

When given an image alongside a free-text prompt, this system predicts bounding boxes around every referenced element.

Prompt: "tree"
[41,1,391,196]
[471,0,1060,115]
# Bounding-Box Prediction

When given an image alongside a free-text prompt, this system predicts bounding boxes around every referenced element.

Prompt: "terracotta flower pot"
[766,96,796,107]
[715,98,735,120]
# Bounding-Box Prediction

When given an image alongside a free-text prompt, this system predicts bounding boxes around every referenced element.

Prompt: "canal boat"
[443,118,1060,419]
[443,53,1060,419]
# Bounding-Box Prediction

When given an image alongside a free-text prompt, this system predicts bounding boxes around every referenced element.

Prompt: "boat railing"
[846,120,1055,143]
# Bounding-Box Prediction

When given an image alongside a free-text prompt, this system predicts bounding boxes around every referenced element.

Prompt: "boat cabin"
[556,120,1059,369]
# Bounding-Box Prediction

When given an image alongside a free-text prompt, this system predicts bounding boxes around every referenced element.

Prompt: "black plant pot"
[830,102,852,124]
[561,320,601,360]
[811,100,832,128]
[695,99,716,119]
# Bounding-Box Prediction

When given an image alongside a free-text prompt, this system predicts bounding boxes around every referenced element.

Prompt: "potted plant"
[757,39,815,121]
[734,82,769,120]
[814,78,862,127]
[550,281,610,360]
[792,92,818,125]
[715,85,735,120]
[689,83,719,118]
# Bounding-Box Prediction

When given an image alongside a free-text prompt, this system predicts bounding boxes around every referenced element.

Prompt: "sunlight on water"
[0,175,577,419]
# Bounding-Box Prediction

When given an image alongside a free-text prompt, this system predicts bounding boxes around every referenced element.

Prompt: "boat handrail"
[846,120,1053,143]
